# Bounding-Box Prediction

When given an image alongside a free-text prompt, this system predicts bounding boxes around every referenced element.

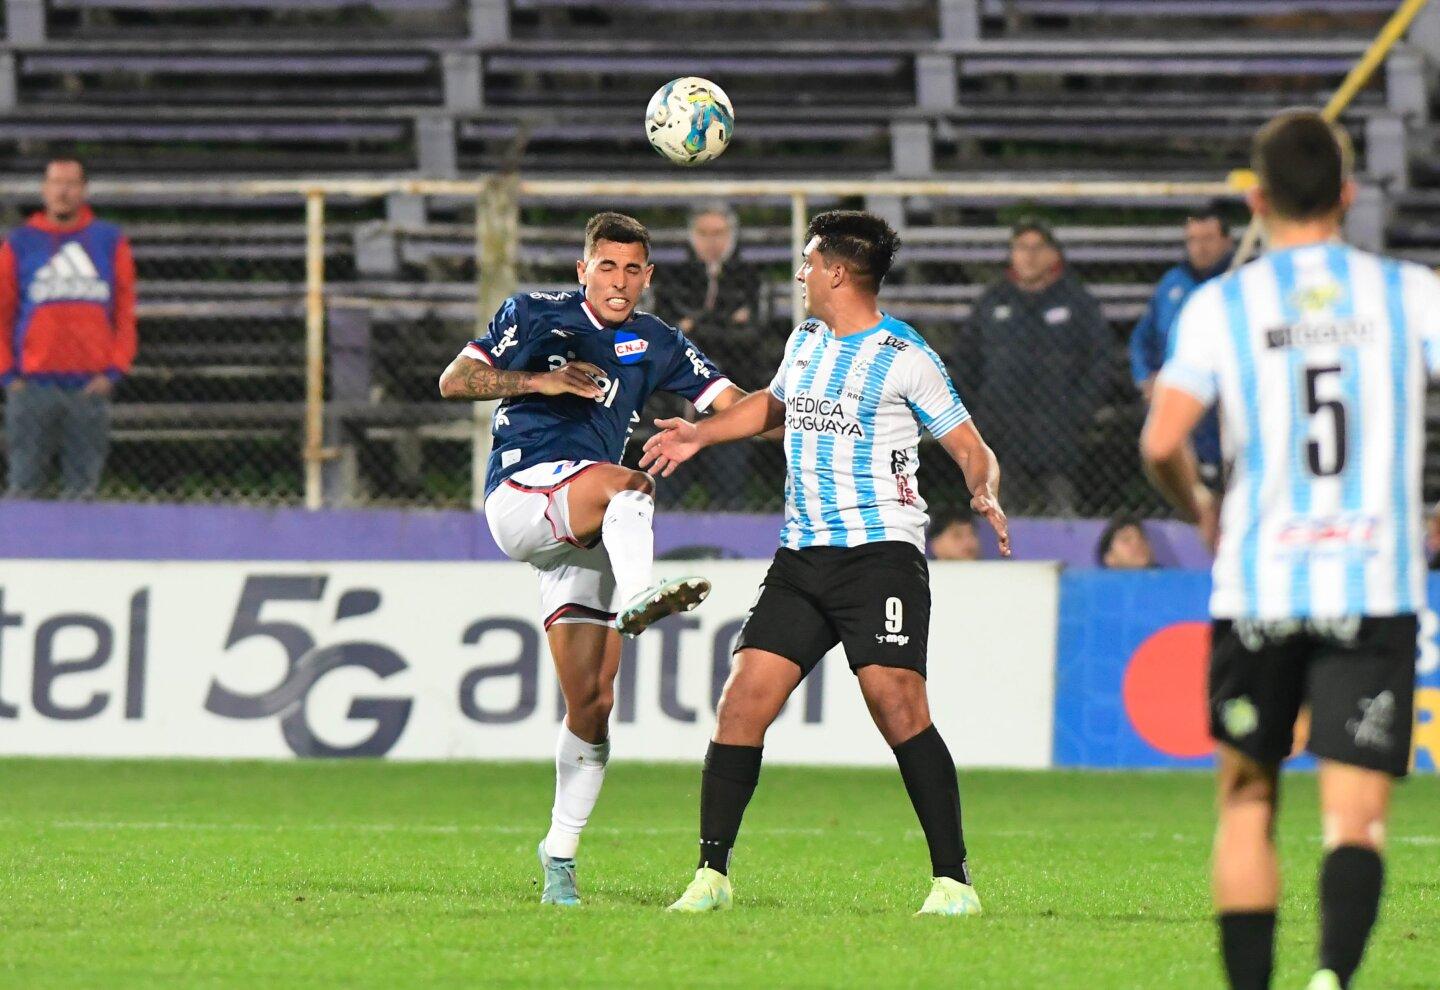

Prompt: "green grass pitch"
[2,759,1438,988]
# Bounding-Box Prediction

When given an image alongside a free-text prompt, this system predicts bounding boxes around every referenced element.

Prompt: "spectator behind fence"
[928,508,982,561]
[1096,514,1157,570]
[653,202,765,382]
[963,219,1109,515]
[2,159,136,499]
[1129,203,1234,485]
[651,202,765,508]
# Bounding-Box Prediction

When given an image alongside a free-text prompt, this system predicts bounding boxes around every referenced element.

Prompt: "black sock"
[697,742,763,876]
[1319,845,1384,987]
[1218,911,1276,990]
[892,724,969,885]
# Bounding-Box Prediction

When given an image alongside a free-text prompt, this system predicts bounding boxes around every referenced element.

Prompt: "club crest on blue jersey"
[614,330,650,364]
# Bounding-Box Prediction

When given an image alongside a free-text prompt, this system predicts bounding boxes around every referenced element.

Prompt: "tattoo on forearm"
[448,360,534,400]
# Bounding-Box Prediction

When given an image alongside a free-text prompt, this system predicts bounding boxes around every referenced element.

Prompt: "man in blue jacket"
[1129,204,1233,483]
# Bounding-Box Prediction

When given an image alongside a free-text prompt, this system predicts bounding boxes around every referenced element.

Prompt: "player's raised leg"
[668,648,800,913]
[563,463,710,637]
[536,621,622,906]
[1213,746,1281,990]
[1309,762,1391,990]
[857,665,979,917]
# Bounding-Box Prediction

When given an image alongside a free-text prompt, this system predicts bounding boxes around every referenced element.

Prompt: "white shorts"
[484,460,619,629]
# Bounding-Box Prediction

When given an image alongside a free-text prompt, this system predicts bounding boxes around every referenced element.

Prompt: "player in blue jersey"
[438,212,744,906]
[644,211,1010,917]
[1143,113,1440,990]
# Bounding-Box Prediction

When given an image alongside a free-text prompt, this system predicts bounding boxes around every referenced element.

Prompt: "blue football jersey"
[463,290,734,497]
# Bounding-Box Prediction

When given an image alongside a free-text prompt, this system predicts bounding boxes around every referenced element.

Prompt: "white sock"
[602,489,655,607]
[544,724,611,860]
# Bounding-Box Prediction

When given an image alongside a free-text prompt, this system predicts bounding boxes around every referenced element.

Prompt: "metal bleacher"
[1,0,1439,504]
[1,0,1423,175]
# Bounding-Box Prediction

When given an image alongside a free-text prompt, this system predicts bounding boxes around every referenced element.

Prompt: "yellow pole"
[1231,0,1433,269]
[303,190,326,510]
[1323,0,1431,122]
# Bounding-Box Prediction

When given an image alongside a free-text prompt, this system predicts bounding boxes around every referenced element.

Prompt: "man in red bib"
[1,158,136,498]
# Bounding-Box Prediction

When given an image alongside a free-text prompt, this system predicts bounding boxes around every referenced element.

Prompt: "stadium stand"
[0,0,1437,511]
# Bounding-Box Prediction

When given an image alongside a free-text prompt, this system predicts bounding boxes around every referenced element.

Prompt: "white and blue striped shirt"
[1159,242,1440,620]
[769,314,971,550]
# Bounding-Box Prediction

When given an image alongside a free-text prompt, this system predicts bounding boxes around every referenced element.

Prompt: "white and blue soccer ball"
[644,77,735,166]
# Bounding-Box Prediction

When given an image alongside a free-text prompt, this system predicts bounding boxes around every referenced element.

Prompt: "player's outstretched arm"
[639,389,784,477]
[938,421,1011,558]
[702,384,785,440]
[438,355,607,402]
[1140,383,1218,551]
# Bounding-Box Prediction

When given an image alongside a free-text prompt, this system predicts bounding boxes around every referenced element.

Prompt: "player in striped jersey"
[642,210,1011,916]
[1142,112,1440,990]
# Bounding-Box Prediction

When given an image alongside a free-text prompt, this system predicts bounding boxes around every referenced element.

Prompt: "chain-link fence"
[495,184,1237,520]
[0,194,317,502]
[0,176,1242,517]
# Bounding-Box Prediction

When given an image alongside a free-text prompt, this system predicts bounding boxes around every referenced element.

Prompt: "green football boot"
[666,867,733,913]
[915,876,983,917]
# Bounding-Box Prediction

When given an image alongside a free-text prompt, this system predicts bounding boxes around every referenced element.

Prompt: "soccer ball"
[644,77,735,166]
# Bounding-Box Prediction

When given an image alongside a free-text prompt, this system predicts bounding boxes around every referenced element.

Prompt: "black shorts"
[1209,615,1417,778]
[735,541,930,677]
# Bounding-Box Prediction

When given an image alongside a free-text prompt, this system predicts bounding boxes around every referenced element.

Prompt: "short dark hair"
[1010,216,1060,251]
[584,211,651,259]
[807,210,900,292]
[927,508,974,543]
[1252,110,1352,222]
[1187,200,1231,237]
[46,157,87,181]
[1096,514,1148,566]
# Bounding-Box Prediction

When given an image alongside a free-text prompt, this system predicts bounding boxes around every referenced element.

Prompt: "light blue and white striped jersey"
[769,314,971,550]
[1159,242,1440,620]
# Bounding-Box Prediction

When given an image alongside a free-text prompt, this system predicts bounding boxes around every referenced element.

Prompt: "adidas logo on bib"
[29,242,111,305]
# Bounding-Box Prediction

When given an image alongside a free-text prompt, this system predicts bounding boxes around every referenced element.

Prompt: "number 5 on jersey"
[1302,363,1347,477]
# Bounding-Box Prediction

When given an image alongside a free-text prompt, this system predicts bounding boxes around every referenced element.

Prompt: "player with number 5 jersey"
[438,212,743,908]
[643,210,1011,918]
[1142,111,1440,990]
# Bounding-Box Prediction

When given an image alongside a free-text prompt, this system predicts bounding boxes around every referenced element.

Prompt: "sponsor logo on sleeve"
[684,346,710,377]
[492,324,520,357]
